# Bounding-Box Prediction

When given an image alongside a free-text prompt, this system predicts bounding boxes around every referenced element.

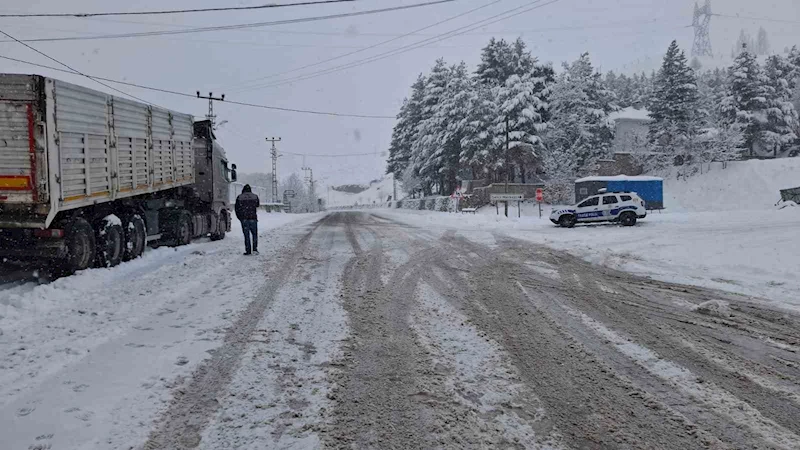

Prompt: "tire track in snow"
[142,216,331,450]
[425,234,723,449]
[325,213,514,449]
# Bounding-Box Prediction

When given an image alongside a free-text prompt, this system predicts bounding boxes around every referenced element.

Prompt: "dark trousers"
[241,220,258,253]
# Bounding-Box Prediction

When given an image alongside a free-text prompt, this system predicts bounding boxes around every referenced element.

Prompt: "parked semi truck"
[0,74,237,275]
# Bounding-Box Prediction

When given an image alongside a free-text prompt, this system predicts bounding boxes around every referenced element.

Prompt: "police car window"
[578,197,598,207]
[603,196,619,205]
[620,195,632,201]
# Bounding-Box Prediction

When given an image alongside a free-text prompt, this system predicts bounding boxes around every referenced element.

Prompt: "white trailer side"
[0,74,195,229]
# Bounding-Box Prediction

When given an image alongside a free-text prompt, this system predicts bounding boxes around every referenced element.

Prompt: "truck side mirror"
[230,164,237,182]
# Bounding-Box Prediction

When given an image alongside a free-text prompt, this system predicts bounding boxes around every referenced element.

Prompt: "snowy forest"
[386,37,800,199]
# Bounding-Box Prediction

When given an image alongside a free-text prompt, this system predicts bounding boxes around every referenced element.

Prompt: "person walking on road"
[235,184,260,255]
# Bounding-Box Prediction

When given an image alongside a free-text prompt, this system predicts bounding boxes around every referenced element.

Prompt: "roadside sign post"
[451,188,464,213]
[490,193,524,217]
[536,188,544,218]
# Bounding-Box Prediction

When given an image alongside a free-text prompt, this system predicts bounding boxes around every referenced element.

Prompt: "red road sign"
[535,188,543,202]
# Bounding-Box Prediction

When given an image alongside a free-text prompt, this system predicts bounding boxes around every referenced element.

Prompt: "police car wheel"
[559,214,576,228]
[620,212,637,226]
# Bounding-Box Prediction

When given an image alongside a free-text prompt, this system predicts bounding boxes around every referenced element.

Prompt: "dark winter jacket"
[235,185,260,221]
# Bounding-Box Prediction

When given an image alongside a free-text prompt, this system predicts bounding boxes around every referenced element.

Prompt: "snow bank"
[576,175,663,182]
[663,158,800,212]
[380,208,800,312]
[0,211,323,448]
[608,106,651,122]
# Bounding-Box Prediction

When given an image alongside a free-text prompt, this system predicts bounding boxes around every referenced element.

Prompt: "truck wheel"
[122,214,146,261]
[559,214,577,228]
[95,217,124,268]
[210,212,226,241]
[620,212,637,227]
[56,217,96,276]
[173,211,193,246]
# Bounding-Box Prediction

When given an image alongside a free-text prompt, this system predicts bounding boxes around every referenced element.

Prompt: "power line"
[711,13,800,25]
[0,16,683,51]
[0,0,456,43]
[0,0,358,18]
[0,54,394,119]
[0,28,160,108]
[67,11,680,39]
[227,0,505,91]
[230,14,681,92]
[283,150,384,157]
[220,125,386,158]
[237,0,558,91]
[0,21,474,50]
[233,0,560,93]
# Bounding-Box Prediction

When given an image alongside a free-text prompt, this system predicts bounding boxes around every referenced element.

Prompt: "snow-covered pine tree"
[630,72,654,108]
[476,37,538,87]
[493,71,551,181]
[721,47,770,157]
[696,68,728,127]
[471,38,553,182]
[649,40,701,162]
[605,72,635,108]
[788,46,800,123]
[733,30,755,58]
[544,52,616,181]
[386,75,425,177]
[412,59,452,194]
[605,71,618,93]
[697,118,744,165]
[511,38,536,79]
[427,62,471,194]
[756,27,770,56]
[476,38,514,86]
[459,82,498,179]
[763,55,799,156]
[788,46,800,85]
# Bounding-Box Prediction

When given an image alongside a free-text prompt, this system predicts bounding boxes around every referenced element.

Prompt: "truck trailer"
[0,74,237,275]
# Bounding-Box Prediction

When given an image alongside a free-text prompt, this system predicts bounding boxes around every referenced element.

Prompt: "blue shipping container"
[575,176,664,210]
[606,179,663,209]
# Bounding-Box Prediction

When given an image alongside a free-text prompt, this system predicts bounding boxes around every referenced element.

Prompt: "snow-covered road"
[380,207,800,313]
[1,211,799,449]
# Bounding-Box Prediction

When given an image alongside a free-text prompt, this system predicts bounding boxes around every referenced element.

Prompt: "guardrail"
[327,203,394,211]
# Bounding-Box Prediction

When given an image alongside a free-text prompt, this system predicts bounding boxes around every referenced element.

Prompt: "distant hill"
[331,184,368,194]
[327,176,402,207]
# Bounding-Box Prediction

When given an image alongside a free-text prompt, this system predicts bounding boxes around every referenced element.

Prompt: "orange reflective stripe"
[0,176,31,190]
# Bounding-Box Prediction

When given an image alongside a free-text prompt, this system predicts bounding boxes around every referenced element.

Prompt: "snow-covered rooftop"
[608,106,652,122]
[575,175,663,183]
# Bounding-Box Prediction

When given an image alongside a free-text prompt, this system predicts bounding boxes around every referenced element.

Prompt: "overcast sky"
[2,0,799,188]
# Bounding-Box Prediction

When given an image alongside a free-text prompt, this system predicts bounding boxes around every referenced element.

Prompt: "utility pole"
[196,91,225,130]
[504,115,510,217]
[393,172,397,204]
[302,166,316,212]
[266,137,282,204]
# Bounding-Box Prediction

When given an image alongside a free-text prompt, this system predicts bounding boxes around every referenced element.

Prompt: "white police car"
[550,191,647,227]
